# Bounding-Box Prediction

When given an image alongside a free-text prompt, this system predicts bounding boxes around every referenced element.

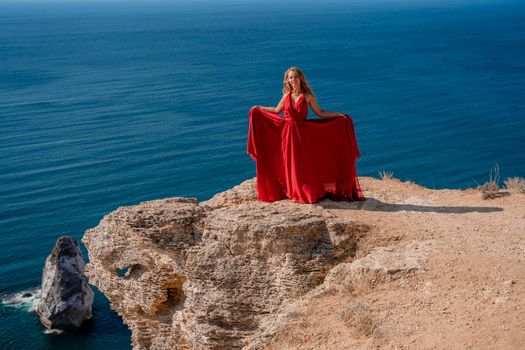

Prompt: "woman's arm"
[307,94,345,119]
[254,94,286,114]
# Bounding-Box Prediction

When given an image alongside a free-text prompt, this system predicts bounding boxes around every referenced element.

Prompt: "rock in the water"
[37,236,94,331]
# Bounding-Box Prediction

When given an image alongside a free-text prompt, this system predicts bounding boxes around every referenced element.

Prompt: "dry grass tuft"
[504,177,525,193]
[478,164,501,200]
[379,170,394,180]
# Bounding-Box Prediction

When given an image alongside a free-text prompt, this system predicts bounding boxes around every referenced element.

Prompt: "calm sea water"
[1,1,524,349]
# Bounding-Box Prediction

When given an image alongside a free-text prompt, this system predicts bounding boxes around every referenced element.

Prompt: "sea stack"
[37,236,94,331]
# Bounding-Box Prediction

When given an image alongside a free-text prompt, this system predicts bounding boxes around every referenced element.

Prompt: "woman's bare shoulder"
[304,92,315,103]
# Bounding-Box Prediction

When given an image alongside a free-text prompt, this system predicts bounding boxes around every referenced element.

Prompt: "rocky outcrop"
[83,176,525,350]
[82,179,370,349]
[37,236,94,330]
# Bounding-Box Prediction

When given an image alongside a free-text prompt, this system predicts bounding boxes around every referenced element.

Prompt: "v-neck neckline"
[291,93,303,106]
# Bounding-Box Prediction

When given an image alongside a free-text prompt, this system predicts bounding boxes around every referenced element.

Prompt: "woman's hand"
[328,112,345,118]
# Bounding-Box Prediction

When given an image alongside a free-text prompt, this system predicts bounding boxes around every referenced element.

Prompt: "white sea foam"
[2,289,67,336]
[0,288,41,312]
[43,329,64,335]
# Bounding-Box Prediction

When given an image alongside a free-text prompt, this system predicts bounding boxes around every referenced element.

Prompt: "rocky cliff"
[83,177,525,350]
[82,178,370,349]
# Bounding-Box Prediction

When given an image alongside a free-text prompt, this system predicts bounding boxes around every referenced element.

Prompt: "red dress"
[247,92,365,203]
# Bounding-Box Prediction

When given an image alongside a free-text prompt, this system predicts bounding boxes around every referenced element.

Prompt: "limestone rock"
[82,181,370,350]
[321,240,433,294]
[242,240,434,349]
[37,236,94,330]
[201,178,258,209]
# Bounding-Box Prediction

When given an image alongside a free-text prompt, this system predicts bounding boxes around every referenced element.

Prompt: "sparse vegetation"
[504,177,525,193]
[478,164,501,199]
[379,170,394,180]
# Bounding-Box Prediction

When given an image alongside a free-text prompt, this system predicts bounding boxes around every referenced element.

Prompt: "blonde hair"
[282,67,315,97]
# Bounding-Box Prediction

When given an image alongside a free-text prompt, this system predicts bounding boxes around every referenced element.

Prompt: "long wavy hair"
[282,67,315,97]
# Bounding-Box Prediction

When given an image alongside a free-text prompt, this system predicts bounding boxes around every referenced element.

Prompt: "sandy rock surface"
[83,177,524,349]
[259,177,524,350]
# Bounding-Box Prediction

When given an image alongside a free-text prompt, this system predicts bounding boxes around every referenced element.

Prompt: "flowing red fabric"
[247,93,365,203]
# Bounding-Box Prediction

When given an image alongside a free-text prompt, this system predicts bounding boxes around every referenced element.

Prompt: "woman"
[247,67,365,204]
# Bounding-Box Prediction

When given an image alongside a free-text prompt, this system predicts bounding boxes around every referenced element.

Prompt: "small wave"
[0,288,41,312]
[43,329,64,335]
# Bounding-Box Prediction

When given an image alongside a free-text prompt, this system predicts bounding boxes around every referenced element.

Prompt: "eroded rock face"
[242,240,434,349]
[37,236,94,330]
[82,179,370,349]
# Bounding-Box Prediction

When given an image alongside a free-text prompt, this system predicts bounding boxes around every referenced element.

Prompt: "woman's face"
[287,71,301,91]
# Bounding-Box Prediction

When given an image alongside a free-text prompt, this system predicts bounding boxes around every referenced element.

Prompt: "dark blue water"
[1,1,524,349]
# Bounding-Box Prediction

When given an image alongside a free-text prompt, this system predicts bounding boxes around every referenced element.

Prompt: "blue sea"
[1,1,524,349]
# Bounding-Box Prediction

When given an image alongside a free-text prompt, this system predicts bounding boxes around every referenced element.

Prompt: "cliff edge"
[82,177,524,349]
